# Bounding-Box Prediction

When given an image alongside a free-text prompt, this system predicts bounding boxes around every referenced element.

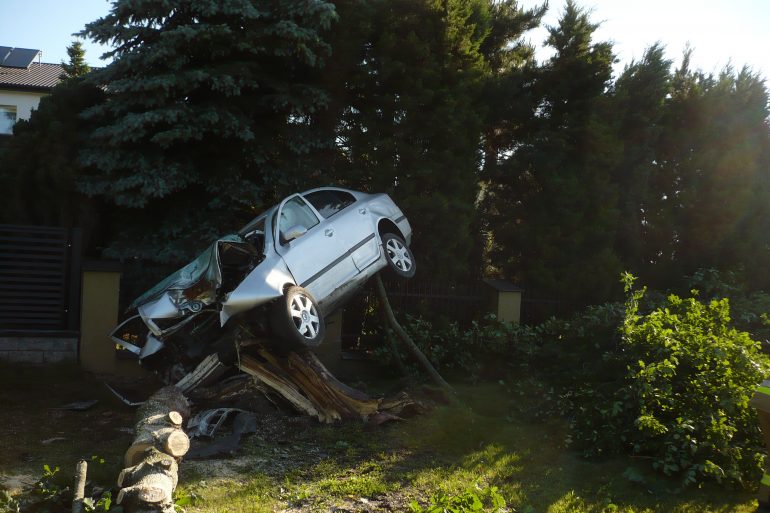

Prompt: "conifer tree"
[78,0,337,261]
[491,0,621,307]
[609,44,672,278]
[60,40,91,79]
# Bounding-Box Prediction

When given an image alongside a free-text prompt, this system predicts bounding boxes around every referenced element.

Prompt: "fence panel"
[0,225,82,332]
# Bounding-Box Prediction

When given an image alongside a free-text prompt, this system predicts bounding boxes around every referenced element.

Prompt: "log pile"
[116,386,190,513]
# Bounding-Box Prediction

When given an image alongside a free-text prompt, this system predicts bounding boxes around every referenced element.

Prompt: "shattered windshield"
[129,234,246,310]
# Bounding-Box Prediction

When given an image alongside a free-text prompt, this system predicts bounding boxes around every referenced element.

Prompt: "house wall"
[0,89,47,121]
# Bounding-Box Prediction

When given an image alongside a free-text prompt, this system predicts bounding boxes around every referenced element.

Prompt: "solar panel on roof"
[0,46,12,64]
[2,48,40,68]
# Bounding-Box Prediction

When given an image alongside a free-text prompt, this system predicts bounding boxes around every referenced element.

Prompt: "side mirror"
[283,224,308,243]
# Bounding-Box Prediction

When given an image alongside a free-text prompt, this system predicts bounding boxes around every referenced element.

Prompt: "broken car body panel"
[111,187,412,363]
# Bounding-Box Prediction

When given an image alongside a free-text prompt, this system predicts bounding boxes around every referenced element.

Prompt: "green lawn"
[0,365,759,512]
[176,382,758,513]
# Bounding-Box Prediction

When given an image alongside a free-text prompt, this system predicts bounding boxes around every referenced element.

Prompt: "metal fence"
[0,225,82,332]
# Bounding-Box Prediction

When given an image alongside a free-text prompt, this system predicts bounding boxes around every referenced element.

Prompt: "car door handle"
[359,208,367,215]
[325,228,334,237]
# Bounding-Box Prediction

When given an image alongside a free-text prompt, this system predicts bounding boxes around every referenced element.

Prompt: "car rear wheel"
[271,286,325,348]
[382,232,416,278]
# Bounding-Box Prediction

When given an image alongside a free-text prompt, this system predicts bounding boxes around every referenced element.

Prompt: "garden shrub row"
[387,271,770,488]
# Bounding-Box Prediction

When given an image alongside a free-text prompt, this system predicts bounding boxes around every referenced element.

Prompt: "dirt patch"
[0,474,36,495]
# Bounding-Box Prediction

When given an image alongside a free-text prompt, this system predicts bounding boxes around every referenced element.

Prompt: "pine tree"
[78,0,338,262]
[60,40,91,79]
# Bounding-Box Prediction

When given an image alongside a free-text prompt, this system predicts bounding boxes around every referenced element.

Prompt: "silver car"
[111,187,416,368]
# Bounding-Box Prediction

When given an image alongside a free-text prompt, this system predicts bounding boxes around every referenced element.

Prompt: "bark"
[72,460,87,513]
[374,274,456,397]
[124,386,190,467]
[117,387,188,513]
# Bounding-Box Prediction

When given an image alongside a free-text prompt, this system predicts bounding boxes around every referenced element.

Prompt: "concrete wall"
[496,291,522,324]
[0,90,47,122]
[0,337,77,363]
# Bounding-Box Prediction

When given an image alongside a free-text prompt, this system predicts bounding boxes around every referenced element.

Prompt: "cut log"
[117,387,188,513]
[124,386,191,467]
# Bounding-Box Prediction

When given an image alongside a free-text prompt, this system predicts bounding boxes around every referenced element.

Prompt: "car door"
[274,194,357,305]
[303,189,380,272]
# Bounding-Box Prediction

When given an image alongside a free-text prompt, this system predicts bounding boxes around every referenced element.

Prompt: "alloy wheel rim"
[386,238,412,271]
[290,294,320,339]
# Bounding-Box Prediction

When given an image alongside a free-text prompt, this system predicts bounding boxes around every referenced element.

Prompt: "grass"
[0,365,760,512]
[175,382,758,513]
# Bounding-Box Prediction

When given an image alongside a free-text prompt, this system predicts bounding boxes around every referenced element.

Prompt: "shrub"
[561,274,770,487]
[620,273,769,486]
[373,314,538,380]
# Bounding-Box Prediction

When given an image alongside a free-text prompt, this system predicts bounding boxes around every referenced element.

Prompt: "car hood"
[130,234,247,311]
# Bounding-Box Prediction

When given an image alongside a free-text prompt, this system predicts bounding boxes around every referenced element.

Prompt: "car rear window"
[303,190,356,218]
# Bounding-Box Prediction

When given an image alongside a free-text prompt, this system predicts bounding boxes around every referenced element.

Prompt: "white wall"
[0,89,48,122]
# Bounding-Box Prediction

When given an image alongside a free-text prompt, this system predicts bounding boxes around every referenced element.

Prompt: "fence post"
[67,228,83,334]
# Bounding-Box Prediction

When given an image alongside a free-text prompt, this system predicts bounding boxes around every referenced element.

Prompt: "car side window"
[278,197,319,243]
[304,190,355,219]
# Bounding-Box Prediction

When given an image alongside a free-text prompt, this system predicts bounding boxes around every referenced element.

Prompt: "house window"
[0,106,16,135]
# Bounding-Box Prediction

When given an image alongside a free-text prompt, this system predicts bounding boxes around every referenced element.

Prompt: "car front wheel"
[382,232,416,278]
[271,286,325,348]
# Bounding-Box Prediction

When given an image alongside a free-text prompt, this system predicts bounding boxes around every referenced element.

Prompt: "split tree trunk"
[117,385,190,513]
[374,274,456,397]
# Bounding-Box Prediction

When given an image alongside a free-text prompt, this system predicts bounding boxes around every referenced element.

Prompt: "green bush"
[560,274,770,487]
[373,314,538,380]
[620,274,769,486]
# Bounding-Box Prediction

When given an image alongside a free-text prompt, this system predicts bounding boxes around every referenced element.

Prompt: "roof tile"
[0,62,63,91]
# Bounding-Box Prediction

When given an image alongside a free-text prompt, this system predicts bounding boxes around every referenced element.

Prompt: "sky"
[1,0,769,81]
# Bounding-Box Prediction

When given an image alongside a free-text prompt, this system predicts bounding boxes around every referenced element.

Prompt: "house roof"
[0,62,63,92]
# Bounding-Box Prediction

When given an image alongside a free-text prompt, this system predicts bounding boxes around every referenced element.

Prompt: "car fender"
[366,194,412,246]
[220,252,295,325]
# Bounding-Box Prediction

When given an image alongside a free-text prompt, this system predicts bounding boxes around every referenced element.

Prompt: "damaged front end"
[111,234,265,366]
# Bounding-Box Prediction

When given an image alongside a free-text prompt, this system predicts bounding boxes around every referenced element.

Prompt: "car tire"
[270,286,325,348]
[381,232,416,279]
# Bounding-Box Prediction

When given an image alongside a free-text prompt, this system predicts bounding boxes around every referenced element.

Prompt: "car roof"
[238,186,366,235]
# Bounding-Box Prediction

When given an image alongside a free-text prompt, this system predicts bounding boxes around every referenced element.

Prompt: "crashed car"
[111,186,416,371]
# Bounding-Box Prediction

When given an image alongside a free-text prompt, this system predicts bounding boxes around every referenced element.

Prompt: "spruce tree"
[60,40,91,79]
[78,0,337,262]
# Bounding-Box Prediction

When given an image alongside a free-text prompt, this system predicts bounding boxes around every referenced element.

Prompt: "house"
[0,46,63,135]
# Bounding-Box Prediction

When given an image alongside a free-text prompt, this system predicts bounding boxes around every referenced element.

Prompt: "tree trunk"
[124,386,190,467]
[117,386,189,513]
[374,274,456,397]
[72,459,87,513]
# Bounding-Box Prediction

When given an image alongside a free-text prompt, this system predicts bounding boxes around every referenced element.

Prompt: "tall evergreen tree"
[491,0,621,306]
[79,0,338,262]
[0,77,106,249]
[60,40,91,79]
[656,59,770,287]
[608,44,672,278]
[318,0,493,279]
